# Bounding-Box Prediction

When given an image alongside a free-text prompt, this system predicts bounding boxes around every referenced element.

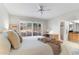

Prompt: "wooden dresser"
[68,32,79,42]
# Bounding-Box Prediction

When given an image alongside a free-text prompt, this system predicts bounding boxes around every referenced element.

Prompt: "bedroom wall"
[48,17,61,40]
[48,18,61,34]
[0,4,9,29]
[9,15,48,34]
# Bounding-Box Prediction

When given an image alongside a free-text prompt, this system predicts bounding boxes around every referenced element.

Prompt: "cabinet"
[68,32,79,41]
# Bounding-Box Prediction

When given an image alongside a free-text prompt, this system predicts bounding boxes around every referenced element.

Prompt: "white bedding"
[60,41,79,55]
[10,37,53,55]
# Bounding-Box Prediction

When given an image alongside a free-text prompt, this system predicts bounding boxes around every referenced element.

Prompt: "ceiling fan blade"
[37,3,42,9]
[40,5,43,9]
[36,3,51,16]
[40,11,43,16]
[43,9,51,11]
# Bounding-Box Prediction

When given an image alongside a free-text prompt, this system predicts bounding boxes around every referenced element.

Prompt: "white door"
[60,20,69,40]
[64,21,70,40]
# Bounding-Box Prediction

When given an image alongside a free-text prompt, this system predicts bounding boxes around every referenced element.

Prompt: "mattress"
[10,37,53,55]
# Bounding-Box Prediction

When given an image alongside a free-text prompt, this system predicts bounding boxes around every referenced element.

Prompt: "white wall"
[48,18,61,40]
[48,18,60,34]
[0,4,9,29]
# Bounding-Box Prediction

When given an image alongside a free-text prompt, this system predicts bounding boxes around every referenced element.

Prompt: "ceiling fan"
[37,4,50,16]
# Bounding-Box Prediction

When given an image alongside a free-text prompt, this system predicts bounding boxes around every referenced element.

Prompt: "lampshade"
[48,31,54,34]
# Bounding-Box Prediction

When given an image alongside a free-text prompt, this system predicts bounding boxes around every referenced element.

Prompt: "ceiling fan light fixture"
[37,4,51,16]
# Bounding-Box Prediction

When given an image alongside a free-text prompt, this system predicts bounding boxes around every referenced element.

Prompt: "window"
[33,23,41,36]
[19,22,43,37]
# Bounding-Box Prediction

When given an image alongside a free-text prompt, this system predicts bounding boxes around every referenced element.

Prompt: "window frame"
[18,21,43,37]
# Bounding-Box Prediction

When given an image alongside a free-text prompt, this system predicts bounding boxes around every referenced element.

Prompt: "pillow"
[8,30,20,49]
[38,37,50,43]
[0,31,11,54]
[14,30,22,43]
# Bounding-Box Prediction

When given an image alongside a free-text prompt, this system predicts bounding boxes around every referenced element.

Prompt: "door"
[64,21,70,40]
[60,21,69,40]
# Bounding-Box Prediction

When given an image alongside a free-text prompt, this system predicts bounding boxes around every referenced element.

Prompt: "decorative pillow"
[8,30,20,49]
[14,30,22,43]
[38,37,50,43]
[0,31,11,54]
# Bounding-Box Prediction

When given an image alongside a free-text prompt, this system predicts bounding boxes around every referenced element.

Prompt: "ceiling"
[3,3,79,19]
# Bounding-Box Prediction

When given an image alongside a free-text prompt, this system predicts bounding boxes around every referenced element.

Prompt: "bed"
[10,37,53,55]
[60,41,79,55]
[0,30,53,55]
[1,30,79,55]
